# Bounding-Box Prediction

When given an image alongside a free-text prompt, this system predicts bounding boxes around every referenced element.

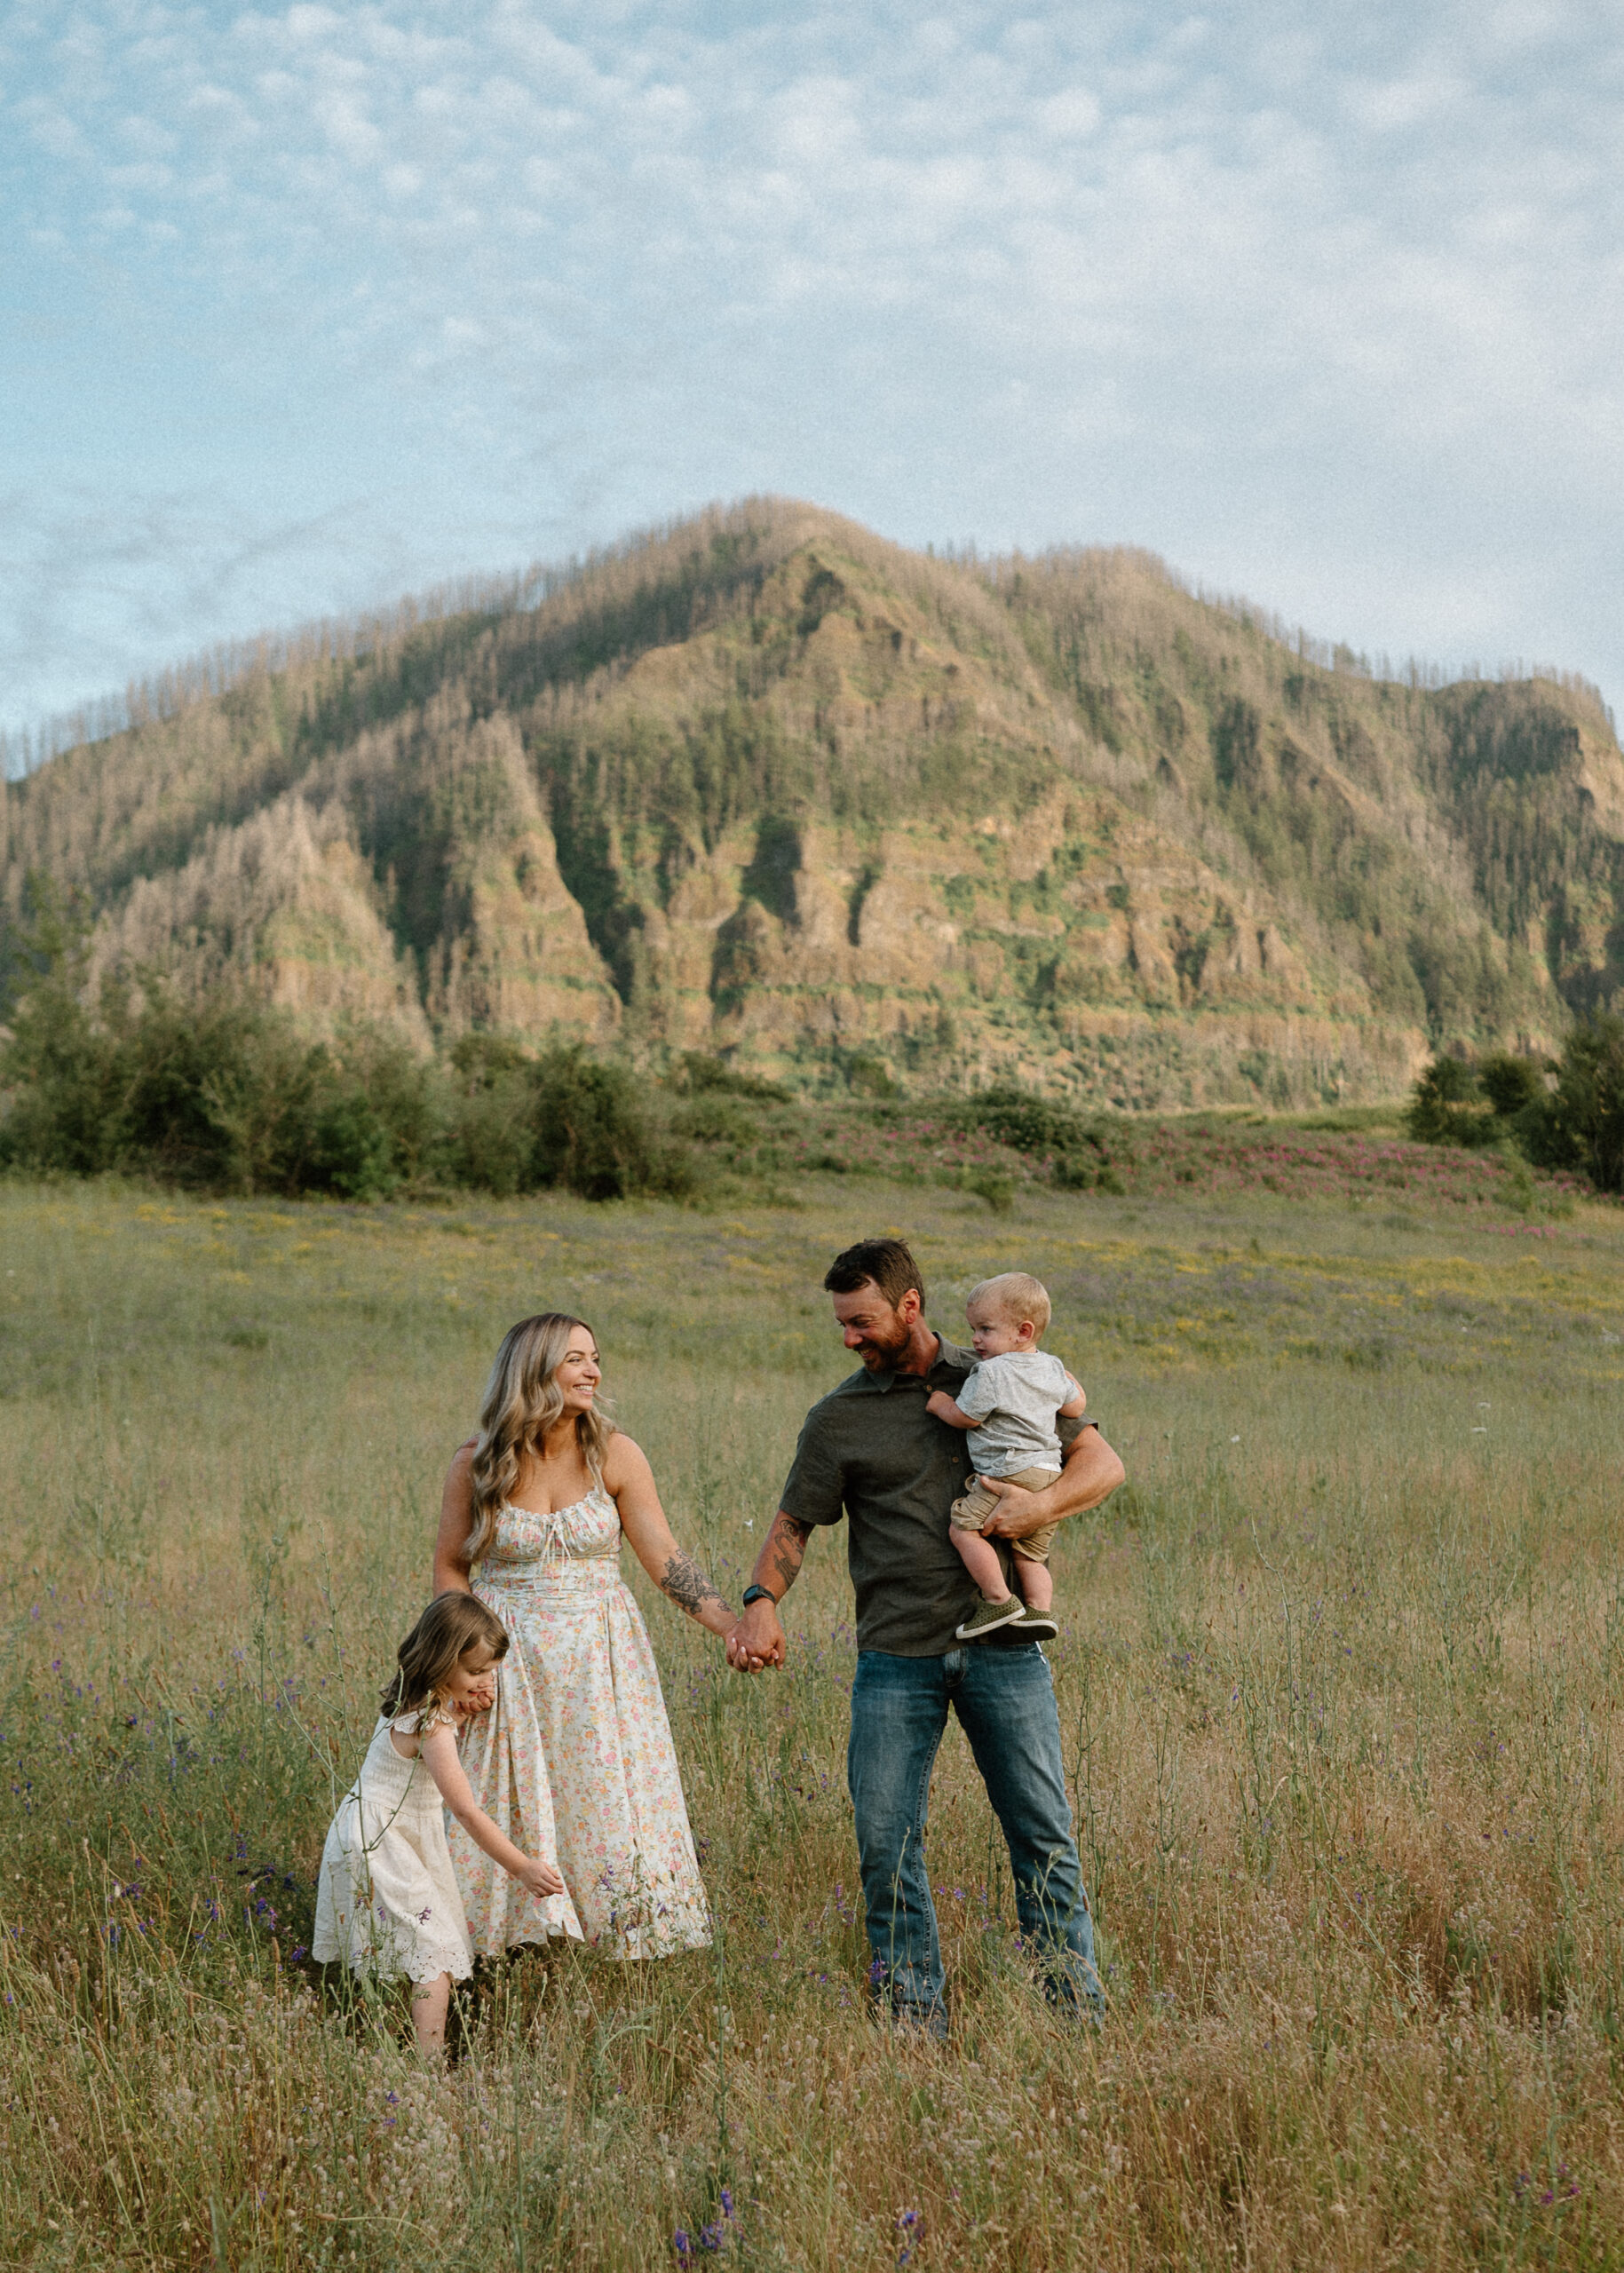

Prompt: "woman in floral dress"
[432,1313,732,1959]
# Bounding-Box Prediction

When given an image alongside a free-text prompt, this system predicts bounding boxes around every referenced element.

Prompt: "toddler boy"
[925,1271,1085,1643]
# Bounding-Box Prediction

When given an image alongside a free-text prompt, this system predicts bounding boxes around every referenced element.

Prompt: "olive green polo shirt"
[780,1333,1097,1657]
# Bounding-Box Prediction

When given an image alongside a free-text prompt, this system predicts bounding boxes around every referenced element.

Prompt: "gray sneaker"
[955,1596,1027,1641]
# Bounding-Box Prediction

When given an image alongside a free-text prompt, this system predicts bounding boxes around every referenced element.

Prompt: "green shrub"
[438,1035,536,1195]
[1477,1051,1547,1120]
[946,1083,1085,1154]
[676,1051,789,1102]
[0,987,123,1175]
[527,1044,693,1201]
[844,1051,897,1098]
[122,999,333,1191]
[335,1027,440,1184]
[0,977,336,1192]
[1055,1157,1126,1195]
[942,1084,1131,1190]
[1517,1014,1624,1192]
[671,1092,763,1147]
[1404,1054,1497,1147]
[1408,1026,1623,1195]
[439,1075,535,1196]
[306,1092,398,1200]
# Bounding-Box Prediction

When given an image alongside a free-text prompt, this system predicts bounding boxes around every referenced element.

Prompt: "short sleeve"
[1057,1412,1102,1453]
[779,1404,848,1527]
[953,1362,1000,1422]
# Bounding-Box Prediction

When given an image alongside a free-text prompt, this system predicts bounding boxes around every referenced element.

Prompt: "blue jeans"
[847,1643,1100,2029]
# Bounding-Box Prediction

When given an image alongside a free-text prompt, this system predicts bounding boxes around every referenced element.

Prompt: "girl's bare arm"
[419,1726,562,1897]
[604,1435,733,1638]
[432,1441,479,1596]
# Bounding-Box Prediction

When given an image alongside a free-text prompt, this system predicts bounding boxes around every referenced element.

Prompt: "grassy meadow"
[2,1159,1623,2269]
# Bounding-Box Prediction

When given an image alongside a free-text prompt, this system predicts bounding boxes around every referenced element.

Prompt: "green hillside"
[4,499,1621,1109]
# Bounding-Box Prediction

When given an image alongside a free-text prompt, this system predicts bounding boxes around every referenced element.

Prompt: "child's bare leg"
[410,1971,451,2058]
[951,1525,1012,1603]
[1012,1555,1053,1613]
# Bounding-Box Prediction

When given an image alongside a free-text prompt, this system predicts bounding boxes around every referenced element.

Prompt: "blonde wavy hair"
[466,1312,616,1561]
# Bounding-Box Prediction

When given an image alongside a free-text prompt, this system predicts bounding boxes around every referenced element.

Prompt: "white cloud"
[3,0,1623,733]
[1037,88,1101,139]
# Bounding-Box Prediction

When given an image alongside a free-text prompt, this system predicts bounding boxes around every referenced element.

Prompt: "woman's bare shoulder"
[439,1440,478,1511]
[601,1430,652,1489]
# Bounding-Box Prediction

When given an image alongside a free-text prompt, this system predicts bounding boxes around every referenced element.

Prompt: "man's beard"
[853,1326,910,1370]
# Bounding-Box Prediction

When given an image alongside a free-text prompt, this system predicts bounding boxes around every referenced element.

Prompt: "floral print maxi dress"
[450,1488,712,1960]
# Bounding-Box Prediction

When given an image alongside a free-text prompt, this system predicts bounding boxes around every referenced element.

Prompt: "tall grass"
[2,1173,1623,2268]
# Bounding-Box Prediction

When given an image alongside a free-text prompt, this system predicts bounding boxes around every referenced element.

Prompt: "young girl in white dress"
[312,1592,564,2055]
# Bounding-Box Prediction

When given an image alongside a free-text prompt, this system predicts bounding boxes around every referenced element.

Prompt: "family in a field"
[311,1236,1126,2050]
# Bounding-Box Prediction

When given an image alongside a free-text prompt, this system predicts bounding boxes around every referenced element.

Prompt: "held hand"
[976,1475,1051,1540]
[519,1855,565,1898]
[924,1389,955,1422]
[725,1598,785,1672]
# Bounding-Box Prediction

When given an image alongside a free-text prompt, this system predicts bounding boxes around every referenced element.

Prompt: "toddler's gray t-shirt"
[954,1350,1074,1477]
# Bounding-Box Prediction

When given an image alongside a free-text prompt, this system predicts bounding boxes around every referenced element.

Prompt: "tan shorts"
[948,1466,1063,1564]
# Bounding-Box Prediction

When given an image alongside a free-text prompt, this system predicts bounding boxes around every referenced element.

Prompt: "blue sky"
[4,0,1622,748]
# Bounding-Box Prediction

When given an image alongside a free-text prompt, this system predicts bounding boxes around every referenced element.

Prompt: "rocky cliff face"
[76,704,619,1050]
[4,501,1621,1109]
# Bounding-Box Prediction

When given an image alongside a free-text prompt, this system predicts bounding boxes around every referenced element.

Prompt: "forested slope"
[4,499,1620,1109]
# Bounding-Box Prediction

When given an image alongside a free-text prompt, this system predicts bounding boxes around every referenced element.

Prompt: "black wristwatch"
[741,1585,779,1609]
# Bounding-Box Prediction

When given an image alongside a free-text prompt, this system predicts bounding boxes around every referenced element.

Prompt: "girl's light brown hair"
[466,1312,615,1561]
[381,1592,509,1718]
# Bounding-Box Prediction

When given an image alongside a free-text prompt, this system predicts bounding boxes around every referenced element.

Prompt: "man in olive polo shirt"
[725,1237,1125,2030]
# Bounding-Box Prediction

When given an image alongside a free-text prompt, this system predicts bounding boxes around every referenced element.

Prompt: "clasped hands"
[724,1597,784,1675]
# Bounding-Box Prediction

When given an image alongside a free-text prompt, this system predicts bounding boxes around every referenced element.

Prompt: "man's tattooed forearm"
[768,1514,813,1593]
[659,1549,726,1620]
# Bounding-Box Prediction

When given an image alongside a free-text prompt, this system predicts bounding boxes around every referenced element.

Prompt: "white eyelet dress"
[311,1705,474,1984]
[452,1488,712,1960]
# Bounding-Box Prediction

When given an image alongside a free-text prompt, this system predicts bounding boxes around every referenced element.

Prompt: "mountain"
[4,500,1622,1111]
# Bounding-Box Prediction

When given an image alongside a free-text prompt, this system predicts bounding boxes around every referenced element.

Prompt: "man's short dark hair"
[823,1238,925,1312]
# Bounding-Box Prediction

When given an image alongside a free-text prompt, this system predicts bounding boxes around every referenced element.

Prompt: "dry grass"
[2,1169,1623,2269]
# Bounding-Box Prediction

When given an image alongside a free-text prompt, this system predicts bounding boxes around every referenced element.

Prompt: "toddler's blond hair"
[968,1271,1051,1337]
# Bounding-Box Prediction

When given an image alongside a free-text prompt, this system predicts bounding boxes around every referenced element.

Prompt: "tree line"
[1406,1021,1624,1193]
